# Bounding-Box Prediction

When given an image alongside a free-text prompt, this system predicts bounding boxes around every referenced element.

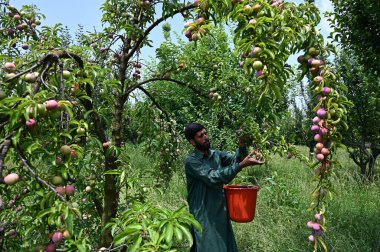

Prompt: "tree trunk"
[368,148,380,180]
[348,147,368,178]
[100,96,124,247]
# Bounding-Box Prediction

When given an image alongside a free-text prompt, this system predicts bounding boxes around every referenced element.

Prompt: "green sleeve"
[220,146,248,165]
[185,157,241,187]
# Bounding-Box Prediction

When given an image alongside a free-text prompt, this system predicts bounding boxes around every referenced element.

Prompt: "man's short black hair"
[184,123,205,141]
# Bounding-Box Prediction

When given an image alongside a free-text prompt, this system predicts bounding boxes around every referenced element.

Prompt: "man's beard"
[195,140,210,152]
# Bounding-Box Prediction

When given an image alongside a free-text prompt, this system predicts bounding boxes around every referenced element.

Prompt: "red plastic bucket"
[224,184,260,223]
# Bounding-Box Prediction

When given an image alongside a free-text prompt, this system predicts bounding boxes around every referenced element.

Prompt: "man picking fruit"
[184,123,264,252]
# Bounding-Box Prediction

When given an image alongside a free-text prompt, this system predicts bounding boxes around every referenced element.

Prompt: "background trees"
[0,0,374,251]
[329,0,380,73]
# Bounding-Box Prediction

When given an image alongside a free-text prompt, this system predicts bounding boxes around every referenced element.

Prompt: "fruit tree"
[0,0,350,251]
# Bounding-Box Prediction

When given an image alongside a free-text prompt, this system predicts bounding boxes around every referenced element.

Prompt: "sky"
[12,0,334,62]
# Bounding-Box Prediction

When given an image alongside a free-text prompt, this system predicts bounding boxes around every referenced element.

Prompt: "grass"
[129,146,380,252]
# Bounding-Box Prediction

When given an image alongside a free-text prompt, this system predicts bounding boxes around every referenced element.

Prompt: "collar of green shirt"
[193,148,215,159]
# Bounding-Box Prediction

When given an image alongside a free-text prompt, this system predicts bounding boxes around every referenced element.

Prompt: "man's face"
[190,128,210,151]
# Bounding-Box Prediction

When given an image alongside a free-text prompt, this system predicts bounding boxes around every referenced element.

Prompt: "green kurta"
[185,147,248,252]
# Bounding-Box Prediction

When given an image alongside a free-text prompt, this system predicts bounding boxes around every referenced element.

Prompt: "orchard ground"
[126,145,380,252]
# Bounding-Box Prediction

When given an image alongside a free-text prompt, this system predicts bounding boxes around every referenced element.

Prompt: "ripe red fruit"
[309,67,319,75]
[315,213,323,221]
[45,100,59,111]
[307,221,314,228]
[316,108,326,118]
[184,30,192,38]
[184,21,193,28]
[314,134,322,142]
[55,186,66,195]
[52,232,63,243]
[55,156,63,166]
[321,148,330,155]
[319,127,328,136]
[271,1,279,7]
[65,185,75,196]
[3,62,16,73]
[256,70,264,78]
[70,149,77,158]
[103,141,110,149]
[7,28,15,35]
[26,118,37,128]
[4,173,19,185]
[316,153,324,161]
[60,145,71,156]
[253,47,262,55]
[142,0,151,7]
[315,229,323,236]
[312,223,321,230]
[196,17,205,24]
[311,125,320,133]
[243,5,252,13]
[45,243,56,252]
[308,235,315,242]
[21,43,29,50]
[311,59,324,67]
[312,116,320,124]
[322,87,331,95]
[315,143,323,150]
[313,76,323,84]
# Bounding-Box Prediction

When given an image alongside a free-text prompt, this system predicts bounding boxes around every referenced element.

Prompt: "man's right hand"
[239,151,265,168]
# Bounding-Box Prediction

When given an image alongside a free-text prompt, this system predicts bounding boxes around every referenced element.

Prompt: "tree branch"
[14,146,66,201]
[123,77,208,100]
[137,86,170,122]
[124,4,195,63]
[0,136,11,179]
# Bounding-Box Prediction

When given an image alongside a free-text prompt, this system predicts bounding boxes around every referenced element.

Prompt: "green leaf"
[104,169,122,175]
[165,222,174,243]
[113,224,142,246]
[36,208,53,219]
[173,225,183,241]
[129,236,142,252]
[177,224,193,247]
